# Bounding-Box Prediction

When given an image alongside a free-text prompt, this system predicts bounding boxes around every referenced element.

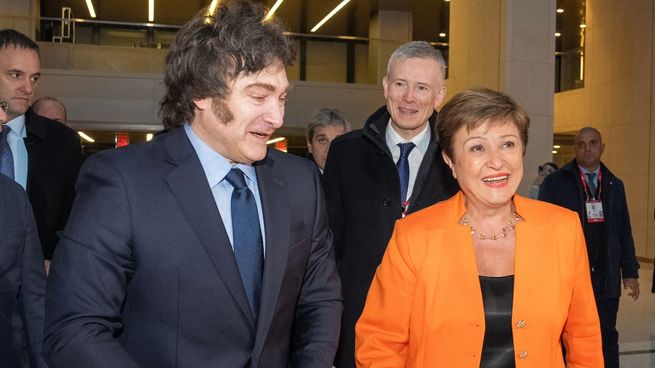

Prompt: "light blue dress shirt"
[5,115,29,189]
[385,121,431,200]
[184,124,266,255]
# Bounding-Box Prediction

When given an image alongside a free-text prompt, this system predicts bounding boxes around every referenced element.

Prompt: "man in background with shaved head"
[540,127,640,368]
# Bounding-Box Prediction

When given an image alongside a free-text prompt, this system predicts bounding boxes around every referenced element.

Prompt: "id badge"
[586,200,605,223]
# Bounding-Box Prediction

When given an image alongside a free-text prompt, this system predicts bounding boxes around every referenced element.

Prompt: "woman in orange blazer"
[356,89,603,367]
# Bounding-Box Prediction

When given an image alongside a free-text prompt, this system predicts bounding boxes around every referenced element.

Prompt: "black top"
[479,275,515,368]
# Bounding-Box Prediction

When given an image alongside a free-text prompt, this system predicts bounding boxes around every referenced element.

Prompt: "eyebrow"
[247,83,275,91]
[463,134,517,144]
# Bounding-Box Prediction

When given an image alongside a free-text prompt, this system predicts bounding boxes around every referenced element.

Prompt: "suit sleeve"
[19,190,48,368]
[291,169,343,367]
[43,153,140,368]
[616,182,639,279]
[562,216,604,368]
[355,222,415,367]
[321,141,345,263]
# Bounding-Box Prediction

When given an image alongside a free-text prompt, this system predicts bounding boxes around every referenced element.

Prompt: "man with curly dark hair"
[43,1,342,367]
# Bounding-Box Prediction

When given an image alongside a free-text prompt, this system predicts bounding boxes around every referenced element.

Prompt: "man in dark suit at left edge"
[0,100,47,368]
[43,1,342,367]
[0,30,83,273]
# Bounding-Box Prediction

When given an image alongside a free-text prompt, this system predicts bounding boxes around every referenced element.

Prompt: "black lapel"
[162,128,256,330]
[252,150,290,355]
[23,110,47,192]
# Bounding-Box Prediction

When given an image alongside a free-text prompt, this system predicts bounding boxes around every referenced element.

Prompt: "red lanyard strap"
[579,169,602,200]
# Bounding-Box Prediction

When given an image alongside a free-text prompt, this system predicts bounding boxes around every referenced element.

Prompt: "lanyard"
[579,169,603,200]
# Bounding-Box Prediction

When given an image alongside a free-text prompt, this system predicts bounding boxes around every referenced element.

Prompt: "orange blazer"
[356,192,603,368]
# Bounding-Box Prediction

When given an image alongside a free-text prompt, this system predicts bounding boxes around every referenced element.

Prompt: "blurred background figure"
[540,127,640,368]
[0,29,83,274]
[32,96,67,124]
[528,161,558,199]
[0,100,6,122]
[306,107,349,173]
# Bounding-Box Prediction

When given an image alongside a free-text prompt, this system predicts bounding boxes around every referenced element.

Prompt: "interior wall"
[36,68,384,132]
[554,1,654,260]
[0,0,38,37]
[447,0,555,196]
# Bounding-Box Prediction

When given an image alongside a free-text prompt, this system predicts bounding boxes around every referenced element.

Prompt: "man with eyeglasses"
[0,98,48,368]
[0,29,83,274]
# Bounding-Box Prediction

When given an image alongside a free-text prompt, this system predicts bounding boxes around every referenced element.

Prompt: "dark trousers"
[596,296,620,368]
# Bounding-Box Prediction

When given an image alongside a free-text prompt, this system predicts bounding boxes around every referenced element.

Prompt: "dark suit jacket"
[539,159,640,298]
[322,106,459,368]
[25,108,83,259]
[0,175,47,368]
[43,126,342,368]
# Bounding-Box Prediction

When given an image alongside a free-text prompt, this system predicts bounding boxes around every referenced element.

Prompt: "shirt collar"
[578,164,600,176]
[184,123,256,188]
[385,119,430,154]
[5,114,26,138]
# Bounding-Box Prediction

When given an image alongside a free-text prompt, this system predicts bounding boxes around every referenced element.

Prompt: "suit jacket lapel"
[252,151,290,355]
[162,128,256,329]
[23,110,47,191]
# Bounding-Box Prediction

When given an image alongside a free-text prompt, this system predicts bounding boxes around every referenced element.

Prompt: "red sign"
[115,132,129,148]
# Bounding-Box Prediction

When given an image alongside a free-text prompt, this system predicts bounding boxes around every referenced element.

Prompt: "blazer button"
[382,198,391,207]
[516,320,525,328]
[519,350,528,359]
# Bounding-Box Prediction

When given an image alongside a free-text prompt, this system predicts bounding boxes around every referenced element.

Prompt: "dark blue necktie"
[396,142,415,205]
[0,127,14,180]
[225,168,263,319]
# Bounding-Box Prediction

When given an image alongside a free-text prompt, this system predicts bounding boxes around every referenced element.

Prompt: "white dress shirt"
[385,121,430,201]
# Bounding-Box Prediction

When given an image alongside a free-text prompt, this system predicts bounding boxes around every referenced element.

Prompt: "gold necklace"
[460,212,521,240]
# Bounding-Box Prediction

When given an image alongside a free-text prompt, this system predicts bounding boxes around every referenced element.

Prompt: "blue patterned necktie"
[585,172,597,198]
[396,142,416,206]
[225,168,263,319]
[0,126,14,180]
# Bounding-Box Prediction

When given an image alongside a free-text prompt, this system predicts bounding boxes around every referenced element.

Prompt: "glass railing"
[40,14,574,91]
[38,15,453,85]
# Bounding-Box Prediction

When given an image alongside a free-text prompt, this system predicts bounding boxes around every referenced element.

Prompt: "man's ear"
[193,97,212,111]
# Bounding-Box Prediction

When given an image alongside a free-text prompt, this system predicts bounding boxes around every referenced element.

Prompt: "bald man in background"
[33,96,67,124]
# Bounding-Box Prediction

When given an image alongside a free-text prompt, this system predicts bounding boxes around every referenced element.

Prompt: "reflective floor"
[618,261,655,367]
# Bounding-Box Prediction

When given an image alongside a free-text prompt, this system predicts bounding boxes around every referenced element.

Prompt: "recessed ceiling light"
[148,0,154,22]
[553,145,561,149]
[265,0,285,21]
[554,32,561,37]
[85,0,97,18]
[580,24,587,28]
[556,8,564,13]
[552,150,558,154]
[78,131,95,143]
[311,0,351,33]
[267,137,286,144]
[439,33,447,38]
[208,0,219,16]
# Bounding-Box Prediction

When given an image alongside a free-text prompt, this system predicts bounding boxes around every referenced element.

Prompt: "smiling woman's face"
[443,120,524,211]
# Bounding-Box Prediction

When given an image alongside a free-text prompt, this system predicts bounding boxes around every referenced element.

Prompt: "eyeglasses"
[0,101,7,113]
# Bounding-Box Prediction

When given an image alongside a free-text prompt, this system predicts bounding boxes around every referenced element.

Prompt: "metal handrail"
[40,16,372,43]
